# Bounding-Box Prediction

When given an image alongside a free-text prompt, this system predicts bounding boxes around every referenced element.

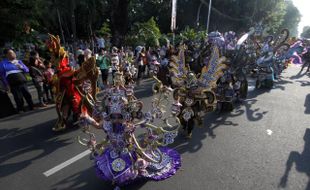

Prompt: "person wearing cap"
[0,49,34,112]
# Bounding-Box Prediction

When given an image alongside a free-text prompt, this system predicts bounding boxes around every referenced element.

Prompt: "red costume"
[47,34,98,131]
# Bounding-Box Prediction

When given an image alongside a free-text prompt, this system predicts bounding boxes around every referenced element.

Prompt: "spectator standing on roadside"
[76,49,84,67]
[43,60,55,102]
[97,36,105,50]
[136,47,147,85]
[0,75,16,117]
[29,54,47,107]
[69,53,77,70]
[96,48,110,87]
[0,49,34,112]
[146,47,154,77]
[111,47,120,79]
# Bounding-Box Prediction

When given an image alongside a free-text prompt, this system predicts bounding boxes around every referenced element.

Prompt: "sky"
[292,0,310,36]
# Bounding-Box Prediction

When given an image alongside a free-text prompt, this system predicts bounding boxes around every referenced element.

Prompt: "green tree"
[0,0,43,45]
[97,22,111,37]
[126,17,161,47]
[301,26,310,38]
[0,0,302,46]
[279,0,301,37]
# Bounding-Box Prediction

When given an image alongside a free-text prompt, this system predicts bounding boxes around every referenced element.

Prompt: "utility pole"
[171,0,177,46]
[196,2,203,28]
[206,0,212,34]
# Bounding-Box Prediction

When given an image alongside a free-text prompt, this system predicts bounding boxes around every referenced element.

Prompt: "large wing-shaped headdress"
[169,45,189,87]
[198,45,227,89]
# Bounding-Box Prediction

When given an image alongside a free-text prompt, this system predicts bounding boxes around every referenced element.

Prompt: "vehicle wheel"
[255,80,261,89]
[265,80,274,89]
[240,80,248,99]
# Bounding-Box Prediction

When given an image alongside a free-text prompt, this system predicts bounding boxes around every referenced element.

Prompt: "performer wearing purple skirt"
[78,71,181,189]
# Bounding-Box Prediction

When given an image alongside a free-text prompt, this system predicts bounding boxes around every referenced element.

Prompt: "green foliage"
[180,27,197,41]
[0,0,303,46]
[97,22,111,37]
[179,27,207,42]
[279,0,301,37]
[126,17,161,47]
[0,0,43,44]
[264,1,287,34]
[12,30,43,49]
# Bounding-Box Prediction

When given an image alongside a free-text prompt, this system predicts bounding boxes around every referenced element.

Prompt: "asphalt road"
[0,65,309,190]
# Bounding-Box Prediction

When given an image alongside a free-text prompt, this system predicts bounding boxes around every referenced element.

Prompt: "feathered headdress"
[46,33,70,72]
[46,34,67,58]
[199,45,227,89]
[169,45,189,87]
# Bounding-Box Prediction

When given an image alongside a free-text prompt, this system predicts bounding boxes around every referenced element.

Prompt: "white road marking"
[266,129,273,136]
[43,149,91,177]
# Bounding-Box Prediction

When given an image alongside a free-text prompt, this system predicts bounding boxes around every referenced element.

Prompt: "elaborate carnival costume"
[208,31,240,111]
[214,31,251,112]
[46,34,99,131]
[78,72,181,189]
[301,41,310,72]
[170,45,227,138]
[255,29,290,88]
[122,53,137,86]
[286,40,306,65]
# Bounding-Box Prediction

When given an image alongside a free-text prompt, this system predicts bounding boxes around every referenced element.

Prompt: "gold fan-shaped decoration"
[199,45,227,89]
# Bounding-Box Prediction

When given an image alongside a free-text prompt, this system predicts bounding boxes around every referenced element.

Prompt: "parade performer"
[286,40,305,65]
[149,56,160,77]
[122,52,137,86]
[215,69,235,112]
[170,45,227,138]
[215,31,252,111]
[46,34,99,131]
[255,29,290,88]
[77,72,181,190]
[301,40,310,72]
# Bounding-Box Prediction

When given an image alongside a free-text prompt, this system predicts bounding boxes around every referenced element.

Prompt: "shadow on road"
[0,105,55,122]
[297,80,310,87]
[279,128,310,190]
[290,70,308,80]
[305,94,310,115]
[50,165,147,190]
[172,92,269,154]
[241,99,269,122]
[273,78,293,91]
[173,107,243,154]
[0,119,73,178]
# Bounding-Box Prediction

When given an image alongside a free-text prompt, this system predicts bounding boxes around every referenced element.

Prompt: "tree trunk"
[109,0,129,47]
[56,4,66,44]
[70,0,77,54]
[89,23,95,52]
